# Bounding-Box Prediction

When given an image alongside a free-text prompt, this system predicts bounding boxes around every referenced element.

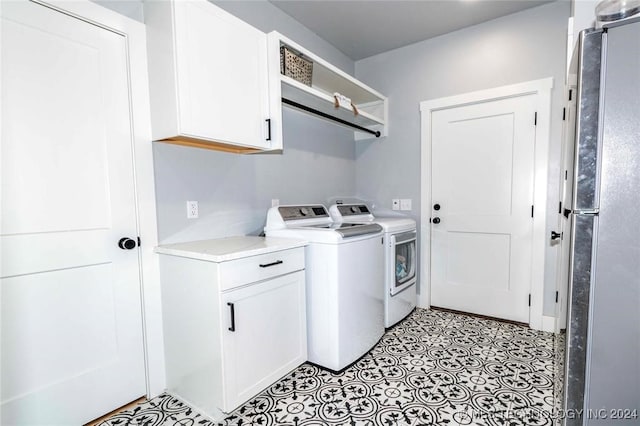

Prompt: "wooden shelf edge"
[155,135,263,154]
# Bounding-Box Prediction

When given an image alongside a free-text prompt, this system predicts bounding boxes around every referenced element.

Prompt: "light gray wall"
[355,1,571,316]
[92,0,144,22]
[212,0,353,75]
[572,0,598,34]
[154,109,355,243]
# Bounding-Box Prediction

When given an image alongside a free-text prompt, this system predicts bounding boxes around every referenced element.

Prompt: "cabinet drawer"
[219,247,304,290]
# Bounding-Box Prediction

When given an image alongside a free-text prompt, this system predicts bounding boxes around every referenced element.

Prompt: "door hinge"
[137,236,141,247]
[569,89,573,101]
[528,294,531,306]
[562,107,566,121]
[555,291,559,303]
[565,170,568,180]
[531,205,534,218]
[534,112,537,126]
[558,201,562,214]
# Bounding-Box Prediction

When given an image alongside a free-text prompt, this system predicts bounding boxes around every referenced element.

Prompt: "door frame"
[554,84,576,333]
[419,78,553,331]
[30,0,166,398]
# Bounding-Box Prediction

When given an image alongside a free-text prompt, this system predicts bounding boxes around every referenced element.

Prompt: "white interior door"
[430,94,537,323]
[555,88,577,332]
[1,1,146,424]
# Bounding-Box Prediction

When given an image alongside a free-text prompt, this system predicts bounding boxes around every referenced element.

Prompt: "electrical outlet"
[186,201,198,219]
[400,199,412,211]
[271,199,280,207]
[392,199,400,211]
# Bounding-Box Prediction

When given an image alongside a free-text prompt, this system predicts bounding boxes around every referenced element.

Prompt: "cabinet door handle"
[266,118,272,141]
[227,302,235,332]
[259,260,283,268]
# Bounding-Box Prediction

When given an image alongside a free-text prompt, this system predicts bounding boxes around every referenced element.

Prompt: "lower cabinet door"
[220,270,306,411]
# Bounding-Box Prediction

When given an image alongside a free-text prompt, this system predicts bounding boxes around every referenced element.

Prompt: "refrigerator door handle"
[574,209,599,215]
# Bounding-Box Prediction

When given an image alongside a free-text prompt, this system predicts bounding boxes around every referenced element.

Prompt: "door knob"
[118,237,137,250]
[433,203,441,211]
[432,217,441,224]
[551,231,562,240]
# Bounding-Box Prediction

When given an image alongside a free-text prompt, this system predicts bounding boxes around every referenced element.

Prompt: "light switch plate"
[392,199,400,211]
[400,199,412,211]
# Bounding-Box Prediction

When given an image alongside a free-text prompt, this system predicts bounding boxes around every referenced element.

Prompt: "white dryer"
[329,204,417,328]
[264,205,385,372]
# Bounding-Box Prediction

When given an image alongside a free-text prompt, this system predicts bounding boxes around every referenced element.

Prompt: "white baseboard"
[417,292,430,309]
[541,315,556,333]
[417,298,558,334]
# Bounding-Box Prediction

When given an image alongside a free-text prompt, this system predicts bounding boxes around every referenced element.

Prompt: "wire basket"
[280,46,313,86]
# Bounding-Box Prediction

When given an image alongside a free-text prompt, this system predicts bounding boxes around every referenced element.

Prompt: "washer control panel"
[279,205,329,221]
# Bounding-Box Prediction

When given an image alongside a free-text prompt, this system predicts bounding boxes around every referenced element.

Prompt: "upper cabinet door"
[145,0,278,152]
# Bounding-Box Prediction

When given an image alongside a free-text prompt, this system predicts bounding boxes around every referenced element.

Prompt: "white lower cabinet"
[221,272,305,410]
[156,240,307,420]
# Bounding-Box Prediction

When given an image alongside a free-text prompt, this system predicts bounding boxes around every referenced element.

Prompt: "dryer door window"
[393,231,417,295]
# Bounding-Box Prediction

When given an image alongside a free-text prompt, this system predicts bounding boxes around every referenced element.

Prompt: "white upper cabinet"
[268,32,388,141]
[145,0,280,153]
[144,1,388,153]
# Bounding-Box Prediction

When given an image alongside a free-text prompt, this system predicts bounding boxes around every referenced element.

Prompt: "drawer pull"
[259,260,283,268]
[227,302,235,332]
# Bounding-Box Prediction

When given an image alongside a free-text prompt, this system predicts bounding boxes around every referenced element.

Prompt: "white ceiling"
[269,0,557,60]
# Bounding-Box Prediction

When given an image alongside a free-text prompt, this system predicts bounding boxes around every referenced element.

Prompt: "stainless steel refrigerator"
[562,18,640,426]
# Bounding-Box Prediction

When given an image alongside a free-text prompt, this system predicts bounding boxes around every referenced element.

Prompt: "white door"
[1,1,146,424]
[430,94,537,323]
[555,89,577,332]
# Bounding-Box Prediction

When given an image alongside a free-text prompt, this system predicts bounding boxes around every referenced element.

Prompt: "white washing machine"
[264,205,385,371]
[329,204,417,328]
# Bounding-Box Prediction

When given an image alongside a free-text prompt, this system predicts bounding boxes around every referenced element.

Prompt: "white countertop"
[155,236,307,263]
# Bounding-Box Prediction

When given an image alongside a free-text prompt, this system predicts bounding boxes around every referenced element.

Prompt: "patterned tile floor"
[99,308,561,426]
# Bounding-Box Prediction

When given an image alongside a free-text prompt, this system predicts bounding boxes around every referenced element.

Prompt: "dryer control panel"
[336,204,370,217]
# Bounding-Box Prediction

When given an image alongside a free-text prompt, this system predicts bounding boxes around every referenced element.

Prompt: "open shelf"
[268,32,387,140]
